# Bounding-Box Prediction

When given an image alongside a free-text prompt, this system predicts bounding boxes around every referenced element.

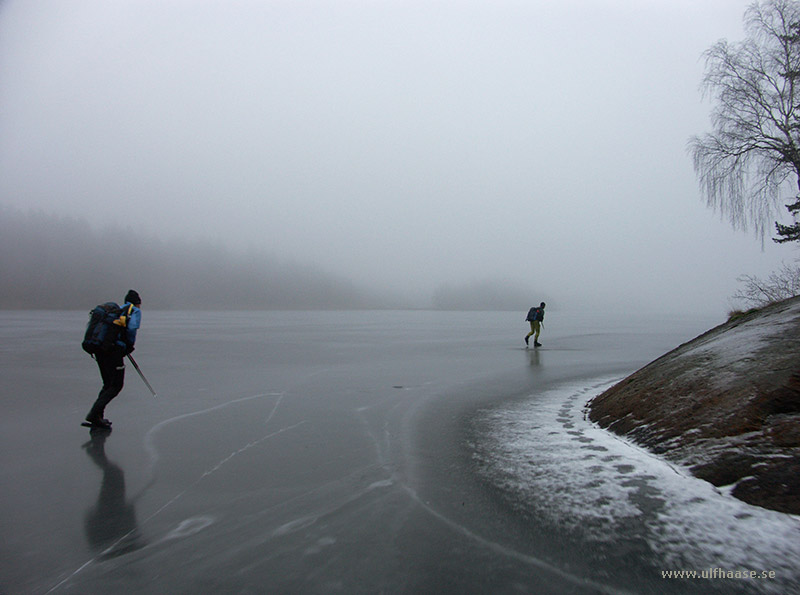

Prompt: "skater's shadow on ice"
[82,429,146,560]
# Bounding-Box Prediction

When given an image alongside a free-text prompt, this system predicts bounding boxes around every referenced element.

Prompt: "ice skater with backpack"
[82,290,143,429]
[525,302,545,347]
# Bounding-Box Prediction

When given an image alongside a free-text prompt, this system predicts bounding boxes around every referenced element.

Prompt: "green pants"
[526,321,541,342]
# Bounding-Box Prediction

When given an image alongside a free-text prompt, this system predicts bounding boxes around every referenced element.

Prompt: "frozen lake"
[2,309,797,594]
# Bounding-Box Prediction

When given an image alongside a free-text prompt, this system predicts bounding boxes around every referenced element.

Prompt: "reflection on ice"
[82,429,146,560]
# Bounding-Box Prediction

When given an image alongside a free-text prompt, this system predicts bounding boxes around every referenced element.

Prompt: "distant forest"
[0,206,393,310]
[431,280,533,312]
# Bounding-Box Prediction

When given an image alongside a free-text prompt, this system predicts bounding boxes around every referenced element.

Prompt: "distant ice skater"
[525,302,545,347]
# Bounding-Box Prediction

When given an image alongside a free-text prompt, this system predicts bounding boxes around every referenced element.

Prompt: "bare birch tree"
[733,262,800,306]
[690,0,800,242]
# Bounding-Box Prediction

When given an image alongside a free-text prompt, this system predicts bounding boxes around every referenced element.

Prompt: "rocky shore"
[588,296,800,514]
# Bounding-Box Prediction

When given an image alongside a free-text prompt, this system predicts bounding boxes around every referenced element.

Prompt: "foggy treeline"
[432,280,533,312]
[0,206,539,311]
[0,207,394,310]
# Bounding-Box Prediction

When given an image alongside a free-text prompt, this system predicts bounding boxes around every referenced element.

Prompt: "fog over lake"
[0,0,795,315]
[3,5,800,592]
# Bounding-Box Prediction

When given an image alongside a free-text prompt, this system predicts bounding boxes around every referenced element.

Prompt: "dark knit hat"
[125,289,141,305]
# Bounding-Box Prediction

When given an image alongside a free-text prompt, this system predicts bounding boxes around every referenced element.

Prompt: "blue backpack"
[81,302,133,355]
[526,307,543,322]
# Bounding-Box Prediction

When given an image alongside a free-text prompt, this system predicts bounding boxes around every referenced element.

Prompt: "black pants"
[87,352,125,421]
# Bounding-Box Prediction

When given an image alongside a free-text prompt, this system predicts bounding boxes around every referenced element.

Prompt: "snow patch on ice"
[162,516,215,541]
[304,536,337,556]
[471,378,800,590]
[367,479,394,490]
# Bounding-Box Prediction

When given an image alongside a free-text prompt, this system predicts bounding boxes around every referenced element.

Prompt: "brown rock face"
[588,296,800,514]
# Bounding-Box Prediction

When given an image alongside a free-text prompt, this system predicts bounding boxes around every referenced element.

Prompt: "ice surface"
[3,309,761,594]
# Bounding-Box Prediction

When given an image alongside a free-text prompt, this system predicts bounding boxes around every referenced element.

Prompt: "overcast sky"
[0,0,796,315]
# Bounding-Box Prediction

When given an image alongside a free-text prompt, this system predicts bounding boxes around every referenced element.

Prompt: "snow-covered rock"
[588,296,800,514]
